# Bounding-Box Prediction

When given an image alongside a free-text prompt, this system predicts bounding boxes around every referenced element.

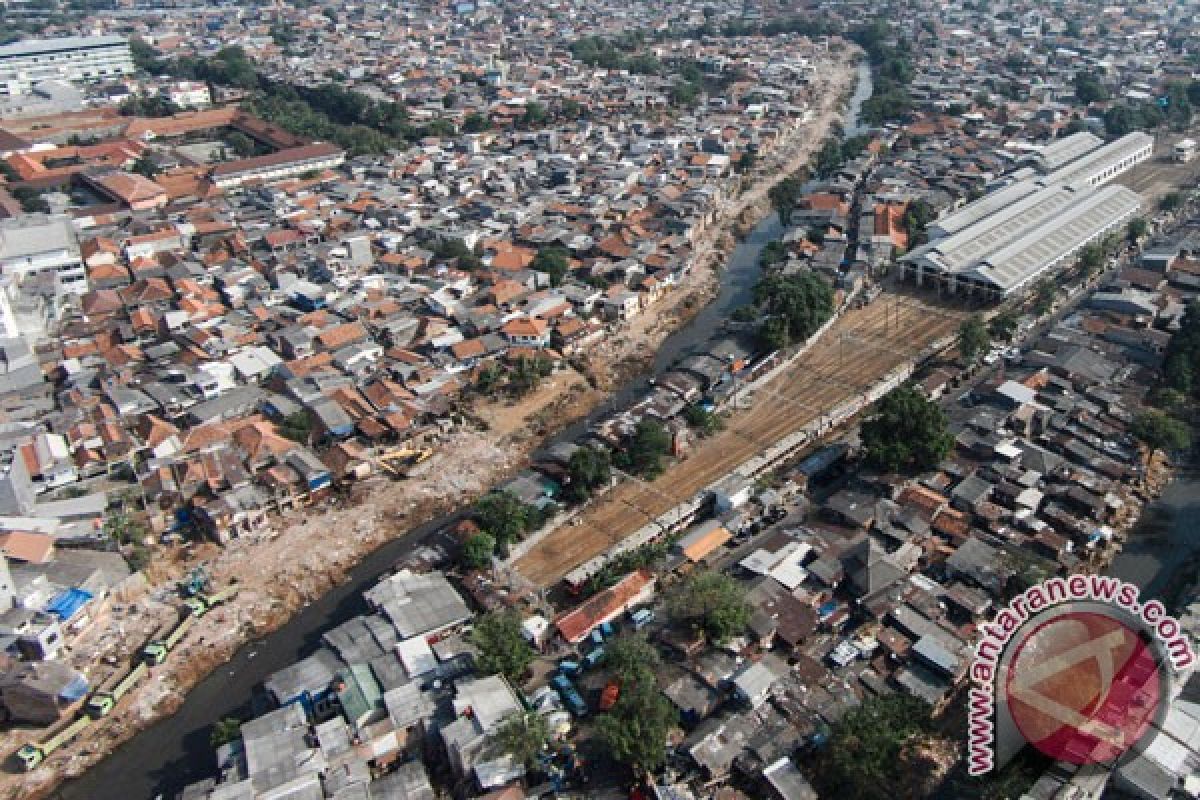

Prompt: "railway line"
[513,291,966,588]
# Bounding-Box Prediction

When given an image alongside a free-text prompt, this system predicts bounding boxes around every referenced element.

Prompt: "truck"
[141,610,195,666]
[182,585,238,617]
[85,661,148,718]
[599,681,620,712]
[582,646,605,671]
[16,715,92,771]
[550,674,588,717]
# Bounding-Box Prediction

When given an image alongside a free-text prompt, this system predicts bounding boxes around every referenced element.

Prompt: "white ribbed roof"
[973,185,1141,291]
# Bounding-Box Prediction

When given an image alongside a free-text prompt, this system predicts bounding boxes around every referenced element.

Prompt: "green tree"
[226,131,257,157]
[12,187,49,214]
[682,404,722,436]
[1160,191,1185,212]
[462,112,489,133]
[565,446,611,503]
[988,310,1020,342]
[1127,217,1149,243]
[1077,241,1105,275]
[489,710,549,769]
[614,419,671,478]
[604,633,661,685]
[861,386,954,473]
[278,411,314,443]
[129,36,165,72]
[461,532,496,570]
[532,247,570,287]
[210,717,242,748]
[666,570,751,643]
[595,679,677,770]
[1131,410,1191,453]
[1073,71,1109,105]
[810,694,934,800]
[474,490,530,546]
[471,611,533,682]
[813,138,844,178]
[768,175,807,220]
[131,155,160,179]
[1033,278,1057,315]
[104,510,149,545]
[753,272,834,351]
[521,101,548,127]
[902,199,935,248]
[957,314,990,364]
[758,316,791,351]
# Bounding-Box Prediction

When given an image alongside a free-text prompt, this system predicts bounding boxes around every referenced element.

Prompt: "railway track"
[513,291,966,587]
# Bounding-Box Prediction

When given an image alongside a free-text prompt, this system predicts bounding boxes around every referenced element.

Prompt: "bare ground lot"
[513,291,968,588]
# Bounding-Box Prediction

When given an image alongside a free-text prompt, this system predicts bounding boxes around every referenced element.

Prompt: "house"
[555,569,656,644]
[732,654,788,709]
[441,675,524,790]
[0,660,88,725]
[500,317,550,347]
[675,519,732,563]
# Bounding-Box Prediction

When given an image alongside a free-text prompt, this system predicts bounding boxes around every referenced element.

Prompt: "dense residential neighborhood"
[0,0,1199,799]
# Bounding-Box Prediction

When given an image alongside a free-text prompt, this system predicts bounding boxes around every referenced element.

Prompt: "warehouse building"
[901,132,1151,299]
[0,36,133,97]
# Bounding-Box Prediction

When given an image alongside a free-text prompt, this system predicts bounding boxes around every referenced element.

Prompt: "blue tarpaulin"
[46,588,93,620]
[58,673,89,701]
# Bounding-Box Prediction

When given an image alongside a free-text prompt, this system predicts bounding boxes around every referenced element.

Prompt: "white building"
[901,132,1150,299]
[163,80,211,109]
[1176,138,1197,164]
[0,215,86,295]
[0,36,133,97]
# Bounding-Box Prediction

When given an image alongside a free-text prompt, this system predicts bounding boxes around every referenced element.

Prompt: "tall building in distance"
[0,35,133,97]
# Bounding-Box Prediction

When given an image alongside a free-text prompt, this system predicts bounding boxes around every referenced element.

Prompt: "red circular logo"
[1004,611,1165,765]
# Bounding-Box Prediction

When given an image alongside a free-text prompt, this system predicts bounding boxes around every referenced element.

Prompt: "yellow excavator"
[376,447,433,479]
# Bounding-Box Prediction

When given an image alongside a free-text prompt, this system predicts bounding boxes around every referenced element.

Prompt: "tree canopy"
[532,247,570,287]
[565,446,611,503]
[861,386,954,474]
[753,272,835,351]
[988,310,1020,342]
[957,314,990,364]
[474,491,531,548]
[595,677,677,770]
[604,633,661,685]
[1131,409,1191,454]
[809,694,935,800]
[1162,301,1200,397]
[666,570,751,643]
[614,419,672,479]
[489,710,549,769]
[470,611,533,682]
[461,532,497,570]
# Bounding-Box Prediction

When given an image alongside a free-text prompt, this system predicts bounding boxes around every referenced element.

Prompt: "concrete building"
[0,215,86,295]
[900,133,1149,299]
[209,143,347,189]
[0,36,133,97]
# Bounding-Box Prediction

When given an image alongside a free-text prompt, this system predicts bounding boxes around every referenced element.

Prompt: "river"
[52,60,876,800]
[1108,471,1200,601]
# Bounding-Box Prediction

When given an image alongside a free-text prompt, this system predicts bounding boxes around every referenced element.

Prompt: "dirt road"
[513,291,966,587]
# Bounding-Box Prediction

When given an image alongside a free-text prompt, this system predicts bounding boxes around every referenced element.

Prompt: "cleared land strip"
[513,292,966,588]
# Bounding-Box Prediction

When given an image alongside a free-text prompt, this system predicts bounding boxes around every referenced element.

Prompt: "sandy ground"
[0,51,860,800]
